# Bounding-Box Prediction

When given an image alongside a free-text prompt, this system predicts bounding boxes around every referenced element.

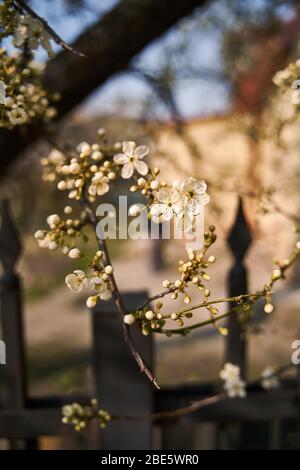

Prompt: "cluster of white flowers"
[42,137,121,201]
[0,1,57,128]
[62,399,111,431]
[150,178,209,231]
[0,53,57,128]
[34,209,83,253]
[220,363,280,398]
[42,135,210,216]
[34,211,114,308]
[0,1,54,56]
[260,366,280,390]
[65,259,113,308]
[13,14,54,57]
[273,59,300,88]
[220,363,246,398]
[37,131,211,314]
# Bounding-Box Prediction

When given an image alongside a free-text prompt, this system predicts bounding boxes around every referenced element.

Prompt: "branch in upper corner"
[13,0,85,57]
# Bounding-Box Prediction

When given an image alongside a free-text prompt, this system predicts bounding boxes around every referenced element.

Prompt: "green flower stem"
[153,305,242,335]
[161,292,263,320]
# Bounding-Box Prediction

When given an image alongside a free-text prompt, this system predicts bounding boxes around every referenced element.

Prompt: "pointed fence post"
[0,199,29,449]
[226,198,252,378]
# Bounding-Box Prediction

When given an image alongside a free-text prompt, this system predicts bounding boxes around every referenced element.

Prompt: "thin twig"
[112,393,225,422]
[13,0,85,57]
[113,362,294,421]
[71,362,295,427]
[140,286,177,310]
[82,199,160,389]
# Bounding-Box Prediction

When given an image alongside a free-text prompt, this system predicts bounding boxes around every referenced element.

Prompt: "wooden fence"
[0,198,299,450]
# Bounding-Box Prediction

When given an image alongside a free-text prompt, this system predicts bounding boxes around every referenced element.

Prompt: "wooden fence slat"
[0,381,299,439]
[91,291,153,450]
[0,200,30,449]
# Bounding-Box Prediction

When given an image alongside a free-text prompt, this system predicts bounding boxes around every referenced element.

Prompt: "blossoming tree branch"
[34,133,300,390]
[1,0,300,430]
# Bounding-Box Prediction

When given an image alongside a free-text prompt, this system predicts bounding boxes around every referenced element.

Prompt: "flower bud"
[34,230,45,240]
[69,248,81,259]
[162,280,171,288]
[64,206,73,215]
[145,310,154,320]
[86,296,97,308]
[264,303,274,314]
[104,265,113,275]
[124,314,135,325]
[47,214,60,227]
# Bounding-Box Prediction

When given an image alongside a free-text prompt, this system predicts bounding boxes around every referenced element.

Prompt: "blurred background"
[1,0,300,450]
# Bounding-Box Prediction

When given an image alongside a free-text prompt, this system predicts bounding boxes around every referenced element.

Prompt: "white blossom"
[273,69,292,87]
[7,107,27,125]
[114,141,149,179]
[4,97,14,108]
[124,314,135,325]
[13,14,54,57]
[49,149,65,165]
[224,378,247,398]
[34,229,46,240]
[47,214,60,227]
[220,363,247,398]
[129,204,143,216]
[150,187,181,222]
[90,277,112,301]
[65,270,87,293]
[180,177,210,216]
[88,173,109,197]
[220,362,240,382]
[261,366,280,390]
[68,248,81,259]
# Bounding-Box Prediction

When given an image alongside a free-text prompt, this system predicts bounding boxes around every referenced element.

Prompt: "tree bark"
[0,0,209,176]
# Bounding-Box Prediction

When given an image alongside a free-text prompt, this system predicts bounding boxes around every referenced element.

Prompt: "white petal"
[88,185,97,196]
[97,183,110,195]
[122,141,135,156]
[170,188,180,203]
[134,145,149,159]
[65,274,82,292]
[162,207,173,221]
[121,163,134,179]
[172,200,183,215]
[73,270,86,279]
[90,277,105,290]
[150,203,166,217]
[134,160,148,176]
[114,153,129,165]
[187,199,201,216]
[199,193,210,205]
[194,180,207,194]
[157,188,170,204]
